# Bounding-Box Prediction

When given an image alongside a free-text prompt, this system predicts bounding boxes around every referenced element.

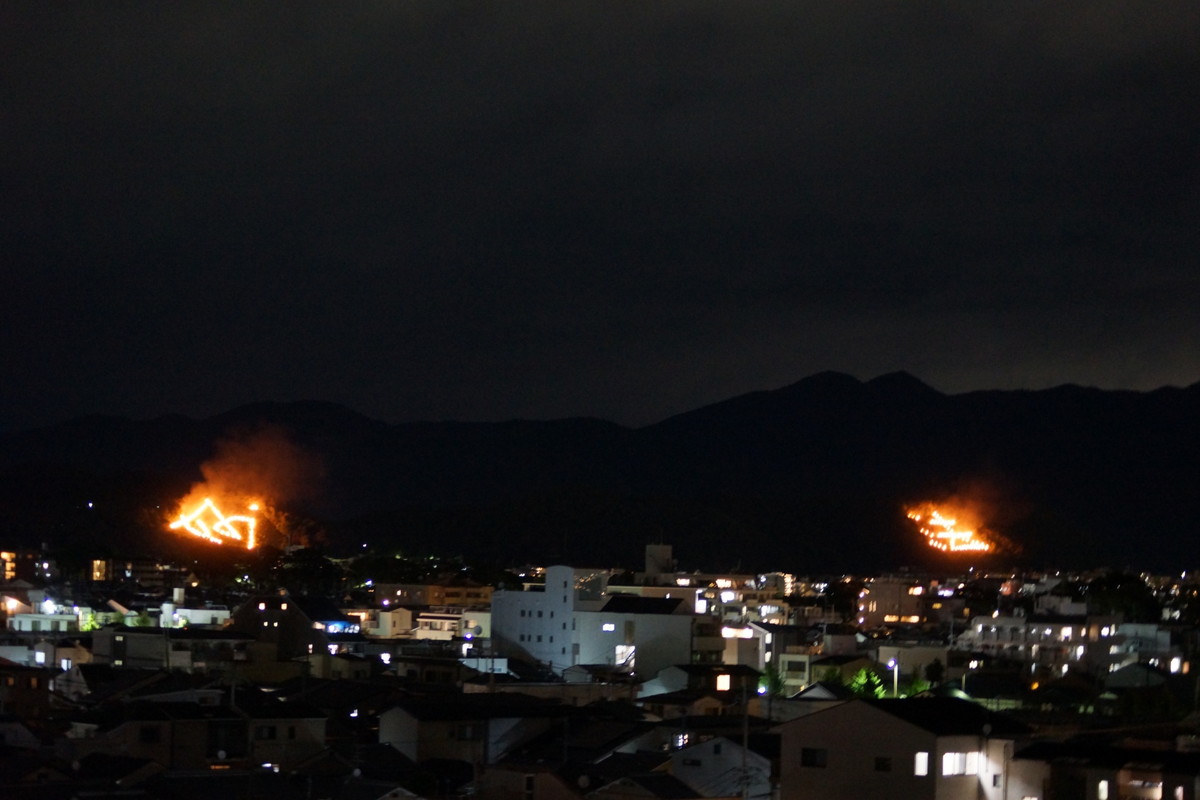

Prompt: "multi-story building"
[856,576,929,628]
[377,580,494,607]
[492,565,700,677]
[955,613,1183,677]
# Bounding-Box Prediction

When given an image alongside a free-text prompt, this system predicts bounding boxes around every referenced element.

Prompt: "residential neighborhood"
[2,542,1200,799]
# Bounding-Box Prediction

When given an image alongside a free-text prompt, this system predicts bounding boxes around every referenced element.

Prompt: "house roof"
[638,689,741,707]
[668,664,761,677]
[564,664,638,680]
[1015,740,1200,774]
[107,625,254,640]
[386,692,566,721]
[600,596,688,615]
[292,595,353,623]
[652,715,775,735]
[609,772,704,799]
[789,681,853,700]
[811,654,870,667]
[281,677,405,713]
[868,697,1030,738]
[503,717,655,766]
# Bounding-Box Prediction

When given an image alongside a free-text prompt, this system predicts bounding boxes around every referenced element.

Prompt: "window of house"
[715,674,731,692]
[713,743,722,755]
[914,752,929,776]
[255,726,277,740]
[941,752,978,776]
[874,757,892,772]
[800,748,828,768]
[537,611,543,618]
[288,726,297,740]
[452,724,479,740]
[1097,781,1109,800]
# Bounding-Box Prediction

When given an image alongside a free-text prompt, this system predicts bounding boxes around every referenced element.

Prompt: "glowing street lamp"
[887,658,899,698]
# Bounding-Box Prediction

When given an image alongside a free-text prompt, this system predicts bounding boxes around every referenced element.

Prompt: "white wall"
[574,609,693,679]
[491,565,578,671]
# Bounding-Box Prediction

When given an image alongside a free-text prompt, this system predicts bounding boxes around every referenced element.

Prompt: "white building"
[955,614,1182,677]
[492,565,697,677]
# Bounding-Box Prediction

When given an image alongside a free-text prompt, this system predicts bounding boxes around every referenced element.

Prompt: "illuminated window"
[716,674,731,692]
[941,752,978,776]
[602,623,615,632]
[615,644,635,668]
[1098,780,1109,800]
[914,752,929,776]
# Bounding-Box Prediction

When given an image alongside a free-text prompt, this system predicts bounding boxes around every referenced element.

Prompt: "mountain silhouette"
[2,374,1197,573]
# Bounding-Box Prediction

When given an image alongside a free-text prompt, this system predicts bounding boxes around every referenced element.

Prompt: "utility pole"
[740,675,750,800]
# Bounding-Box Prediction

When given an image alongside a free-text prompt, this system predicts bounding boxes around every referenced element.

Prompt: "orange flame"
[906,504,992,553]
[169,497,259,549]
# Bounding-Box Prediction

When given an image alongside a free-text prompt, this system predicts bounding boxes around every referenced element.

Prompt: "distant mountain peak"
[773,371,864,398]
[866,371,942,397]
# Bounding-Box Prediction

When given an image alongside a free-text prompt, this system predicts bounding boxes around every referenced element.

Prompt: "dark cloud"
[3,2,1198,430]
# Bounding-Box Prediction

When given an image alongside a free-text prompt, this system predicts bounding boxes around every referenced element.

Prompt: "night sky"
[3,2,1198,433]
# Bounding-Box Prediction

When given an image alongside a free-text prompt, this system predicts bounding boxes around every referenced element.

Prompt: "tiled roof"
[868,697,1030,737]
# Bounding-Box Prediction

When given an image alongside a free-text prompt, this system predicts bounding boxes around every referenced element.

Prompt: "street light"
[887,658,899,697]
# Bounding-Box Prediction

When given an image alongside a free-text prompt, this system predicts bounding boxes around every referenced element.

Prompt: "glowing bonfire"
[169,497,259,549]
[906,504,992,554]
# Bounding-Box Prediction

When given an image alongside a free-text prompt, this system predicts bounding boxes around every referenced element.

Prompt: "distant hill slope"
[1,374,1197,572]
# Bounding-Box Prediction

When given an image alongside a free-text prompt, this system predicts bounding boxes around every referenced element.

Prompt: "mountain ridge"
[2,373,1197,573]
